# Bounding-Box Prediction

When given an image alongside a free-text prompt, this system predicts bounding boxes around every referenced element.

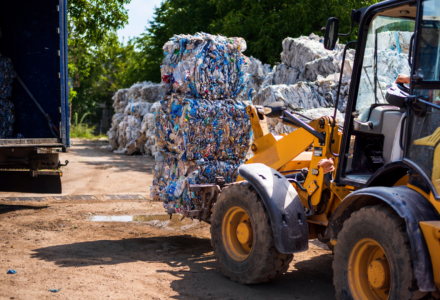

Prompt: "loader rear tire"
[210,182,293,284]
[333,204,418,300]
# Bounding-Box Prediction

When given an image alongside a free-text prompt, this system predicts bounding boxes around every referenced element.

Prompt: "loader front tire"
[333,204,418,300]
[210,183,293,284]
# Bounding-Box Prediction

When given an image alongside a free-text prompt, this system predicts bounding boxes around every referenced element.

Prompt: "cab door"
[407,0,440,198]
[336,1,417,188]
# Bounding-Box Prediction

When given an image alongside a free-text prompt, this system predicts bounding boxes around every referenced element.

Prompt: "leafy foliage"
[134,0,222,83]
[71,34,144,124]
[68,0,138,123]
[70,112,107,139]
[69,0,381,122]
[136,0,380,81]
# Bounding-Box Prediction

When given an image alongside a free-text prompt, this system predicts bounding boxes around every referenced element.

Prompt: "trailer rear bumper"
[0,144,66,176]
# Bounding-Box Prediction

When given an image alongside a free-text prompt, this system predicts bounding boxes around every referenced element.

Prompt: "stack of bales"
[108,81,162,156]
[151,33,252,215]
[238,56,271,101]
[256,32,411,134]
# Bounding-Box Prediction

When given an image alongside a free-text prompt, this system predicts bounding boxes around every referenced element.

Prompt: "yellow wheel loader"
[185,1,440,299]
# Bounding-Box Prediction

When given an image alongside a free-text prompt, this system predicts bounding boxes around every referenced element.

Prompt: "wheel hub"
[237,221,253,244]
[368,259,389,289]
[348,238,391,300]
[222,206,253,262]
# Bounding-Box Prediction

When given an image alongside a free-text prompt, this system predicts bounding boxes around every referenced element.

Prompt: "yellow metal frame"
[419,221,440,291]
[240,105,440,289]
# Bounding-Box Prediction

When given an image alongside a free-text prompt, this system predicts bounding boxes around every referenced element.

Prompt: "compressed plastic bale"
[150,101,161,113]
[124,101,152,118]
[238,56,272,100]
[275,34,355,85]
[151,154,241,214]
[281,34,342,71]
[127,82,150,103]
[117,117,129,150]
[246,56,270,80]
[140,116,148,134]
[108,129,118,150]
[270,63,301,86]
[253,82,329,110]
[112,89,129,113]
[154,95,251,161]
[140,84,162,103]
[141,113,156,136]
[124,115,142,145]
[112,113,124,128]
[153,33,253,215]
[145,113,155,129]
[151,95,252,213]
[161,33,249,100]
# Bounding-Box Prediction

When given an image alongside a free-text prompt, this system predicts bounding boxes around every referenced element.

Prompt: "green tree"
[72,33,144,124]
[135,0,223,83]
[138,0,380,82]
[212,0,380,65]
[68,0,132,122]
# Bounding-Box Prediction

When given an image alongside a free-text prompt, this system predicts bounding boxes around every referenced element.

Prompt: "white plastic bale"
[140,84,163,103]
[124,101,152,118]
[112,89,129,113]
[127,82,153,103]
[117,117,129,150]
[141,116,148,134]
[273,34,355,86]
[253,82,328,111]
[108,129,118,150]
[262,63,300,88]
[150,101,162,113]
[112,113,124,127]
[281,34,342,73]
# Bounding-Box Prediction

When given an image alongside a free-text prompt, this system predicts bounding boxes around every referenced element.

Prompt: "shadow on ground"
[67,140,155,174]
[0,171,61,193]
[32,235,335,300]
[0,204,48,215]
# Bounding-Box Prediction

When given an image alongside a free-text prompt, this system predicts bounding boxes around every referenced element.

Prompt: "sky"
[117,0,164,43]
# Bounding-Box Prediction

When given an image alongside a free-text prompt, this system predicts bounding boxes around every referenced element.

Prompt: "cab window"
[356,16,415,116]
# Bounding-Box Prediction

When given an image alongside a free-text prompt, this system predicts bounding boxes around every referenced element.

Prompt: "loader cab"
[335,0,440,199]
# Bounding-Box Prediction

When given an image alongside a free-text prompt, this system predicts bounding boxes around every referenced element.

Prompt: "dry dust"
[0,139,335,300]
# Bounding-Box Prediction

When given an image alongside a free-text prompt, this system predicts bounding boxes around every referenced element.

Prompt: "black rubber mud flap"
[238,163,308,254]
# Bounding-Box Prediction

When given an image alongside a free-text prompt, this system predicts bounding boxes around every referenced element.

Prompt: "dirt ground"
[0,139,335,300]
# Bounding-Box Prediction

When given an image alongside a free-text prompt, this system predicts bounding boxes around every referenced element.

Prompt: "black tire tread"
[211,183,293,284]
[333,204,419,300]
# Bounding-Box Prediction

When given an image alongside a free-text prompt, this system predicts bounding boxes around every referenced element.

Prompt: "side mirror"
[324,17,339,50]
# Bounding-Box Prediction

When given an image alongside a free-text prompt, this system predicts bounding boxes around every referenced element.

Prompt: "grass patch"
[70,112,108,140]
